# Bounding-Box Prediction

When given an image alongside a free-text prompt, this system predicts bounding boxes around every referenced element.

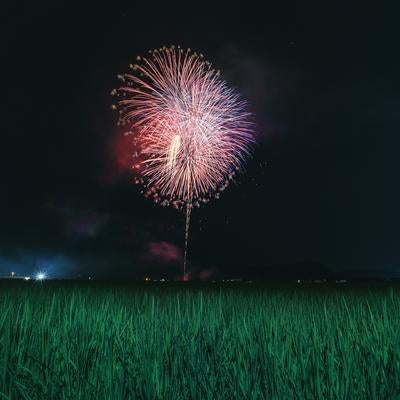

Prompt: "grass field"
[1,281,400,399]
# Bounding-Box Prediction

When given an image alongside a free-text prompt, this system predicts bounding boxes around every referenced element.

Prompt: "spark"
[167,135,181,169]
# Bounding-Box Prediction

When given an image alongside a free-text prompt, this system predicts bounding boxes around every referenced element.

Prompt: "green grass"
[1,282,400,399]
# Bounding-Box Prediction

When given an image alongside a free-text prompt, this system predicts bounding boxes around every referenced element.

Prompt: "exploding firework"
[112,46,254,279]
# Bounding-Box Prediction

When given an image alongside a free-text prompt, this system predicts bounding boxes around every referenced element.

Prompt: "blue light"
[36,272,46,281]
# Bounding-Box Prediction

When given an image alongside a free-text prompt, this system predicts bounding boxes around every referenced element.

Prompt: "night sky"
[2,2,393,280]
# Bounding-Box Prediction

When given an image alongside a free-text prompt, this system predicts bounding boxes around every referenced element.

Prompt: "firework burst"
[112,46,255,279]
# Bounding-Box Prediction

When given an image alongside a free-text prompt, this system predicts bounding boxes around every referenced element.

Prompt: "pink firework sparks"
[112,46,255,279]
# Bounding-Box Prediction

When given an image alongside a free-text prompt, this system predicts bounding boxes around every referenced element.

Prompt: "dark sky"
[1,2,393,280]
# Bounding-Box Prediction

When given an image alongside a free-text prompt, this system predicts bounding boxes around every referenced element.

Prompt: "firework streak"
[112,46,255,279]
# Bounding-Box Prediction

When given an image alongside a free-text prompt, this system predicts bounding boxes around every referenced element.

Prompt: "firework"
[112,46,254,279]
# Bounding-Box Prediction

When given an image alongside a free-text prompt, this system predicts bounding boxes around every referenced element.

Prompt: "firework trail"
[112,46,254,280]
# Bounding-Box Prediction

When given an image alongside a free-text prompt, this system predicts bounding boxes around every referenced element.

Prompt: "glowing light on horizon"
[36,272,46,281]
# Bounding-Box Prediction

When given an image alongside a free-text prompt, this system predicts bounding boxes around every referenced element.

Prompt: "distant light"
[88,276,92,280]
[145,277,151,282]
[24,276,30,281]
[297,280,301,283]
[36,273,46,281]
[11,272,15,277]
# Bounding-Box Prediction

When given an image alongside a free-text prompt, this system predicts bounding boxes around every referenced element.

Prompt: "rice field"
[1,281,400,399]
